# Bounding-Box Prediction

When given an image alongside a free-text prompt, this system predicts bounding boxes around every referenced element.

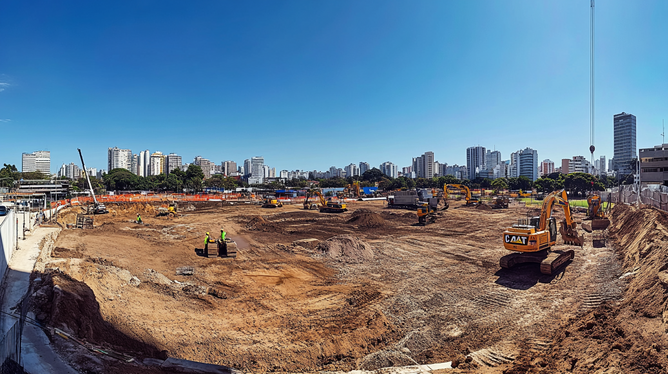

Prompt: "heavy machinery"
[352,181,363,200]
[77,148,108,214]
[446,184,479,206]
[584,194,610,231]
[157,202,178,217]
[416,202,437,225]
[312,190,347,213]
[500,189,584,275]
[303,192,318,210]
[261,197,283,208]
[492,196,509,209]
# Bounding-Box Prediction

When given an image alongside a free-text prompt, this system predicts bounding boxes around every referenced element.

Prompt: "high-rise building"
[509,152,520,178]
[58,163,80,179]
[22,151,51,174]
[613,112,637,175]
[108,147,132,171]
[541,159,554,176]
[344,163,360,177]
[359,162,370,175]
[137,150,149,177]
[422,151,435,178]
[244,159,252,177]
[466,146,486,180]
[165,153,182,174]
[248,156,264,184]
[486,150,501,171]
[518,148,538,181]
[380,161,398,178]
[222,161,237,176]
[570,155,591,174]
[150,151,166,176]
[599,155,606,175]
[131,154,139,175]
[193,156,213,179]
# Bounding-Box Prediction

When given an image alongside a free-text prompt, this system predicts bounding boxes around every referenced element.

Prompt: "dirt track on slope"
[31,199,638,373]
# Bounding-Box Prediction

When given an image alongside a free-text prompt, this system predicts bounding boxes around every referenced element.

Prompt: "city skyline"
[1,1,667,172]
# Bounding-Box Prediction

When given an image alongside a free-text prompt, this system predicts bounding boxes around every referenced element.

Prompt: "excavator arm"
[539,189,582,246]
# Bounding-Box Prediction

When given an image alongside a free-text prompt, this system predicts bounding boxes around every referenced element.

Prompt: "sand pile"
[475,204,492,211]
[318,235,374,263]
[506,204,668,373]
[347,210,386,228]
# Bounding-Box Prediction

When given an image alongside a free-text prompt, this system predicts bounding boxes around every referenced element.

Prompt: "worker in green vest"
[136,213,142,224]
[220,229,226,242]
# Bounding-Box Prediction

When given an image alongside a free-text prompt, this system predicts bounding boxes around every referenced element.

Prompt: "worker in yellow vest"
[204,232,213,254]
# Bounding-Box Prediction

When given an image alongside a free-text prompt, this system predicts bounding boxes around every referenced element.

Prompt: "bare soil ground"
[31,200,654,373]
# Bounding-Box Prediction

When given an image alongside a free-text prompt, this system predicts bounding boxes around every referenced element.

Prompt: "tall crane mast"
[77,148,108,214]
[589,0,596,168]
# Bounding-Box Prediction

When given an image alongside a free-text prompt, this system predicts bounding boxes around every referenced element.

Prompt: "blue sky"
[1,0,667,173]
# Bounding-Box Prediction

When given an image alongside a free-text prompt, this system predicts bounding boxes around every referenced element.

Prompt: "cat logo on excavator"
[505,235,527,245]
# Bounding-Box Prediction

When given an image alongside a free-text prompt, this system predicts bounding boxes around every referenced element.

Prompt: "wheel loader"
[500,189,584,275]
[261,197,283,208]
[416,202,437,225]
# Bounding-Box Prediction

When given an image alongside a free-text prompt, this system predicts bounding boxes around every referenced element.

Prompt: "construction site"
[14,188,668,374]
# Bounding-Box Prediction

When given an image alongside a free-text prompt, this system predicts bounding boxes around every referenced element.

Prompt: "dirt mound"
[107,202,158,216]
[30,270,166,359]
[505,204,668,373]
[347,211,386,227]
[318,235,374,263]
[476,204,492,211]
[246,215,284,233]
[357,350,415,370]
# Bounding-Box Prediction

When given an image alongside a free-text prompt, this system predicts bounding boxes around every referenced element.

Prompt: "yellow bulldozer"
[500,189,584,275]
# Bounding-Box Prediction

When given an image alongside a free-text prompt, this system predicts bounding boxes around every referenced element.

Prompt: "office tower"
[613,112,637,175]
[359,162,370,175]
[466,146,486,180]
[22,151,51,174]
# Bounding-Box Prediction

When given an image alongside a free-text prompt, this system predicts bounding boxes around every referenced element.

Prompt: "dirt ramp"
[245,215,283,233]
[318,235,374,263]
[347,210,386,228]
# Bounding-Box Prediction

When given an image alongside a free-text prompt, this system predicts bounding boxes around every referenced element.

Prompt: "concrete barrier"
[0,210,17,284]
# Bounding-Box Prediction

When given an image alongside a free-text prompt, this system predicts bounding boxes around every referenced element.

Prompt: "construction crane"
[77,148,108,214]
[500,189,584,275]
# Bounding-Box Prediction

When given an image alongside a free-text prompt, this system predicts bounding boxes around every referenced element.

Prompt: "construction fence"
[601,185,668,211]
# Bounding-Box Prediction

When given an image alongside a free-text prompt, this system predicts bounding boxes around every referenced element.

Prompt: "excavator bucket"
[591,218,610,231]
[559,220,584,247]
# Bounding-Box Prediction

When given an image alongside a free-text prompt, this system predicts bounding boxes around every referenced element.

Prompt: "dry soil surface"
[31,200,648,373]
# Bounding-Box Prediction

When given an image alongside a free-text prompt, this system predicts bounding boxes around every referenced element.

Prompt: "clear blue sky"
[1,0,667,173]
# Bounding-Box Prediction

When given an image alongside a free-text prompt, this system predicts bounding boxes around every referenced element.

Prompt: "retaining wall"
[0,210,17,284]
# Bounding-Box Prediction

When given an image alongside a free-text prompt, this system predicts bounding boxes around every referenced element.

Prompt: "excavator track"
[499,248,575,275]
[539,249,574,275]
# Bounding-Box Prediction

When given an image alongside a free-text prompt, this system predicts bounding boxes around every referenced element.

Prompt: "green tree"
[361,168,385,183]
[491,178,509,193]
[103,169,139,191]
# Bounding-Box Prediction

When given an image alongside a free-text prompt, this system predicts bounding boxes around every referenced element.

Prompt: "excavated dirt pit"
[29,200,666,373]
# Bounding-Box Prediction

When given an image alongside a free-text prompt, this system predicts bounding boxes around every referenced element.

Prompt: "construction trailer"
[387,190,439,210]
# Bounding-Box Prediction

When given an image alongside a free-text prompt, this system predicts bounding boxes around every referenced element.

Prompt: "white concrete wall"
[0,210,17,283]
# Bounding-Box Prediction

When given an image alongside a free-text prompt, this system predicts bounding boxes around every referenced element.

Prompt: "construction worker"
[136,213,142,224]
[204,232,213,254]
[220,229,226,242]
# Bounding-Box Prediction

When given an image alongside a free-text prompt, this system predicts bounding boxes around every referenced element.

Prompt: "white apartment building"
[22,151,51,174]
[108,147,132,171]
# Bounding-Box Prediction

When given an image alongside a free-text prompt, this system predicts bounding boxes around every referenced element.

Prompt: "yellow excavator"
[416,202,437,225]
[500,189,584,275]
[312,190,347,213]
[445,184,479,206]
[353,181,363,201]
[583,194,611,231]
[261,197,283,208]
